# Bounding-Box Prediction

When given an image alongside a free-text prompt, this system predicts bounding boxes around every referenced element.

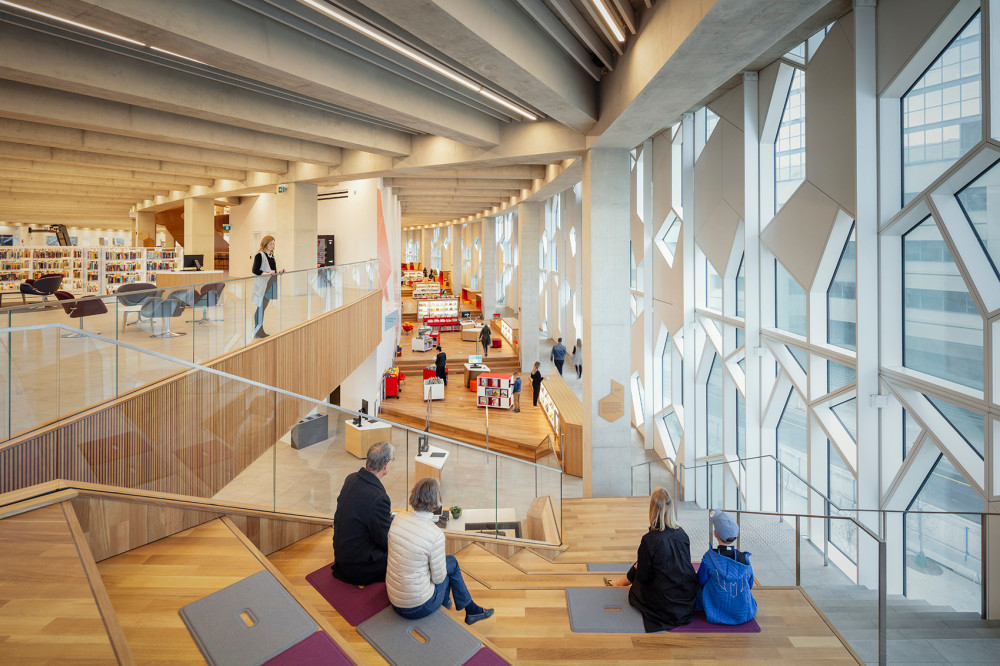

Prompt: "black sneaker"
[465,607,494,625]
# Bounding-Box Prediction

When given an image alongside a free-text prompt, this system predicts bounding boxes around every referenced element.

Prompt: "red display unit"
[424,317,461,332]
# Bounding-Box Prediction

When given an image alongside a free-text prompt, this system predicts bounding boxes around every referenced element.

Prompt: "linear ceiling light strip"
[297,0,538,120]
[591,0,625,42]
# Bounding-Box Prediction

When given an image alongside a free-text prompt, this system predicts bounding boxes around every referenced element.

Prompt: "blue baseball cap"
[710,510,739,542]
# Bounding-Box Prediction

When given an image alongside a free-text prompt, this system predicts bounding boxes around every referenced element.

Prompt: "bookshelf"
[0,246,180,295]
[537,373,583,477]
[476,373,512,409]
[417,297,459,320]
[412,281,443,298]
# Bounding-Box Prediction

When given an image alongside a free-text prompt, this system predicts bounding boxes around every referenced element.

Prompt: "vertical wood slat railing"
[0,291,382,498]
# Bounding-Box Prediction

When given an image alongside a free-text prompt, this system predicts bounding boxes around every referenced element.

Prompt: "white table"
[443,508,518,535]
[414,444,449,484]
[344,419,393,459]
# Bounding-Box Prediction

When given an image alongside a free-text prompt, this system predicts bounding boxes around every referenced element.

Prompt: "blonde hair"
[532,361,540,371]
[648,487,678,531]
[259,235,275,253]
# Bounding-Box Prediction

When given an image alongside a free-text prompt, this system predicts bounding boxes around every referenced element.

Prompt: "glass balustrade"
[0,261,377,441]
[0,329,564,548]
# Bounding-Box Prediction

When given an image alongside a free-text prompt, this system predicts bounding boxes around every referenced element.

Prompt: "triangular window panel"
[902,217,983,390]
[705,257,722,311]
[956,157,1000,280]
[736,327,745,349]
[656,214,681,266]
[706,355,723,456]
[663,410,683,451]
[827,360,856,393]
[787,345,808,373]
[926,395,984,458]
[736,390,746,463]
[907,454,982,513]
[828,225,856,351]
[775,67,806,213]
[736,255,745,318]
[706,108,720,141]
[902,12,982,204]
[904,409,922,460]
[775,259,806,337]
[831,397,857,442]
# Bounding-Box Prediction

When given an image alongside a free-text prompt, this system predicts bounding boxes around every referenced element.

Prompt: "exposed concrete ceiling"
[0,0,847,229]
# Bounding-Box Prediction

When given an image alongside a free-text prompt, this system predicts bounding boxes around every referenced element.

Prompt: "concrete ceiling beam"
[0,178,168,198]
[385,177,532,189]
[0,118,288,173]
[0,80,344,166]
[0,158,215,188]
[354,0,597,131]
[591,0,840,148]
[392,165,547,179]
[0,23,413,157]
[46,0,502,147]
[0,141,248,181]
[0,169,195,192]
[393,189,521,198]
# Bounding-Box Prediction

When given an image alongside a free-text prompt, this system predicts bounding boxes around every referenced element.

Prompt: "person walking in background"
[571,338,583,379]
[511,371,521,412]
[550,338,567,376]
[435,345,447,386]
[529,361,543,407]
[479,322,492,358]
[251,235,283,339]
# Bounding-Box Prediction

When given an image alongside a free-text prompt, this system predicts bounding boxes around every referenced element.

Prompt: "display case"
[411,335,434,352]
[476,373,512,409]
[424,378,445,401]
[402,270,424,283]
[423,316,461,332]
[0,245,169,294]
[412,282,443,298]
[497,316,518,347]
[0,248,31,293]
[537,374,583,477]
[417,297,459,320]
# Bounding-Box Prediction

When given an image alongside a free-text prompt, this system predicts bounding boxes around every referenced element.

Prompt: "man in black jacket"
[331,441,394,585]
[435,345,447,386]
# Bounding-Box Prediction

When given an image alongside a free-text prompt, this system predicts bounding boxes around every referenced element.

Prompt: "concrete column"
[854,0,881,592]
[743,71,763,510]
[582,149,631,497]
[518,202,541,371]
[680,113,697,500]
[135,210,155,247]
[481,216,497,316]
[275,182,318,273]
[421,228,431,269]
[641,139,655,450]
[451,224,462,297]
[183,197,215,269]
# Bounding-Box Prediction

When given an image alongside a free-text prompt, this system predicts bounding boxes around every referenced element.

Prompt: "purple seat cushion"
[262,631,354,666]
[305,563,390,626]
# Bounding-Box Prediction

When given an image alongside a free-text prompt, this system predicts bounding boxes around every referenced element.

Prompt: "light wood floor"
[267,497,860,665]
[0,503,121,664]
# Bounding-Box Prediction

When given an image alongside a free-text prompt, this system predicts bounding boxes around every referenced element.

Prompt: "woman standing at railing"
[251,235,283,339]
[605,487,699,632]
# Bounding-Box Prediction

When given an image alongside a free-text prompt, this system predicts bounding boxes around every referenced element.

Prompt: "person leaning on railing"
[605,487,699,632]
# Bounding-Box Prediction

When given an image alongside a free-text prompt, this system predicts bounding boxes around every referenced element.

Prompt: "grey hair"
[366,441,394,473]
[409,477,442,513]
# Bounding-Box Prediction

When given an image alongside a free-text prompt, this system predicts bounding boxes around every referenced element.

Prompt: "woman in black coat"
[529,361,543,406]
[607,487,699,632]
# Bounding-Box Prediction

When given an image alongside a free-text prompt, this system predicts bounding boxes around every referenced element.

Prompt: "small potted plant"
[450,505,463,519]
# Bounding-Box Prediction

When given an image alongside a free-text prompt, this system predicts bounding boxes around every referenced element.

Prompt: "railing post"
[982,514,987,619]
[823,499,829,568]
[795,514,801,587]
[878,537,887,666]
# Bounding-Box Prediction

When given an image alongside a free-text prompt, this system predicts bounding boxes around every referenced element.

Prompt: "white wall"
[0,224,131,247]
[227,194,277,278]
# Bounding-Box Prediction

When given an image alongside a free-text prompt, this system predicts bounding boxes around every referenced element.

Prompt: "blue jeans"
[393,555,473,620]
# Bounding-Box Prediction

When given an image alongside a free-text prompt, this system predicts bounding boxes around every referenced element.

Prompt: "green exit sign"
[277,184,288,193]
[223,224,231,231]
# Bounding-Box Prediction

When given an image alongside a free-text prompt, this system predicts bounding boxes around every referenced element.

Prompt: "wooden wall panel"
[226,514,328,556]
[71,496,221,562]
[0,291,382,498]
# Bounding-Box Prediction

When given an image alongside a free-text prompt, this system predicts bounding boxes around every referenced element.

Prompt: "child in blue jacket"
[696,510,757,625]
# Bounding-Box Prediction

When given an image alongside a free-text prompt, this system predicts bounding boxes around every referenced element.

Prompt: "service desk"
[444,507,518,536]
[415,444,448,484]
[463,363,489,391]
[460,323,479,342]
[154,270,225,290]
[538,373,583,477]
[345,419,393,459]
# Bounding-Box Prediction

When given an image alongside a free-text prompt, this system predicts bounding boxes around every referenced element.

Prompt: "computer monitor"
[182,254,204,270]
[361,399,369,416]
[468,354,482,366]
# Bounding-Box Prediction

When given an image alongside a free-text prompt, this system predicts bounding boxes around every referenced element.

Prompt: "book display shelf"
[417,297,459,320]
[476,373,512,409]
[412,282,443,298]
[537,374,583,477]
[0,246,181,295]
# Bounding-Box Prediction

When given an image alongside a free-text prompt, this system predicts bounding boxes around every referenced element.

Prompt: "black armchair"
[19,275,63,307]
[115,282,157,332]
[55,291,109,338]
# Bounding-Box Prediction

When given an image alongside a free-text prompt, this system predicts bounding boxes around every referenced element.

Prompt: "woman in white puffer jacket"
[386,478,494,625]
